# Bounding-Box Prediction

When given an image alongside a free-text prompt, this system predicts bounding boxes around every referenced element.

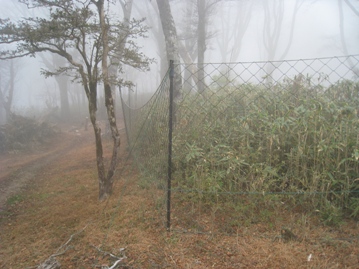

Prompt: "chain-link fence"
[121,68,171,229]
[122,55,359,233]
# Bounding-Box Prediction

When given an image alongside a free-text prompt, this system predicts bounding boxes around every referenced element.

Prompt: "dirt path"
[0,130,90,209]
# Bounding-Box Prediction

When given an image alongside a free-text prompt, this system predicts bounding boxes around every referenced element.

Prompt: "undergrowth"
[126,74,359,224]
[172,77,359,222]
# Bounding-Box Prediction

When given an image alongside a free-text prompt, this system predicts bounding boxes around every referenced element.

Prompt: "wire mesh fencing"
[122,55,359,234]
[120,69,171,228]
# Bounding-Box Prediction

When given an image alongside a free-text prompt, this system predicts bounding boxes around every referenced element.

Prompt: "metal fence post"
[167,60,174,231]
[119,85,131,148]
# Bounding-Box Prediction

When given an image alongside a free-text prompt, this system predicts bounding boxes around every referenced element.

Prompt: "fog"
[0,0,358,120]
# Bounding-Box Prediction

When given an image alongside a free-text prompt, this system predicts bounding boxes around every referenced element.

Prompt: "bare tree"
[261,0,303,82]
[0,59,19,123]
[175,0,220,93]
[40,53,70,121]
[228,1,253,63]
[198,0,220,92]
[215,0,253,82]
[133,0,167,79]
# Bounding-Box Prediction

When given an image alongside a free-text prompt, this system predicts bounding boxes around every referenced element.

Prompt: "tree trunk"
[156,0,182,101]
[39,53,70,121]
[197,0,206,94]
[338,0,359,77]
[55,75,70,121]
[178,41,199,92]
[0,59,16,122]
[136,0,167,79]
[96,0,121,201]
[87,81,107,200]
[262,0,302,83]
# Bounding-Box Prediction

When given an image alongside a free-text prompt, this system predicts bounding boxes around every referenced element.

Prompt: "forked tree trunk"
[96,0,121,201]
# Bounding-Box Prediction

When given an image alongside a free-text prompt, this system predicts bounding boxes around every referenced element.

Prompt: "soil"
[0,123,358,269]
[0,131,84,209]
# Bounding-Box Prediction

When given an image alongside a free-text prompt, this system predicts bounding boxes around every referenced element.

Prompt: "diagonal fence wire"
[121,68,171,228]
[123,55,359,233]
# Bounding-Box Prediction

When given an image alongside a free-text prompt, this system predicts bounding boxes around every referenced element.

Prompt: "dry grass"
[0,126,358,269]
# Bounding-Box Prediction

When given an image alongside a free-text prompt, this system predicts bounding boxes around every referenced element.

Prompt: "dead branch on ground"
[92,245,127,269]
[25,225,89,269]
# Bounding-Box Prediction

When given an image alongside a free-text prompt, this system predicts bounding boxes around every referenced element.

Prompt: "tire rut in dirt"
[0,135,87,208]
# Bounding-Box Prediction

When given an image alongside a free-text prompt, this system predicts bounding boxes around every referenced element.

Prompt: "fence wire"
[123,55,359,233]
[121,70,171,227]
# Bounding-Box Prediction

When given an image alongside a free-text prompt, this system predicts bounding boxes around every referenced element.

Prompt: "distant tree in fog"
[0,58,19,123]
[177,0,220,93]
[261,0,303,82]
[154,0,220,94]
[39,53,70,121]
[197,0,222,93]
[338,0,359,77]
[133,1,167,79]
[216,0,253,63]
[0,0,152,201]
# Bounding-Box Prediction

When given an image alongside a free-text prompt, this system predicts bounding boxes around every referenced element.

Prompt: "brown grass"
[0,126,358,269]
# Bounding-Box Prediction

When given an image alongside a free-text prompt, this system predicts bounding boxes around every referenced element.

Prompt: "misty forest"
[0,0,359,268]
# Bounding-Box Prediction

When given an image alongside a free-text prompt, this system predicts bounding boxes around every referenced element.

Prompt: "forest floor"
[0,121,358,269]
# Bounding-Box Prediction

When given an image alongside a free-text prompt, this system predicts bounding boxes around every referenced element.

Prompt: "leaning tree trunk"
[156,0,182,102]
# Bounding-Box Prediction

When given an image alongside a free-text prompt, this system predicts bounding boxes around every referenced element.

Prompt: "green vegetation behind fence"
[122,55,359,230]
